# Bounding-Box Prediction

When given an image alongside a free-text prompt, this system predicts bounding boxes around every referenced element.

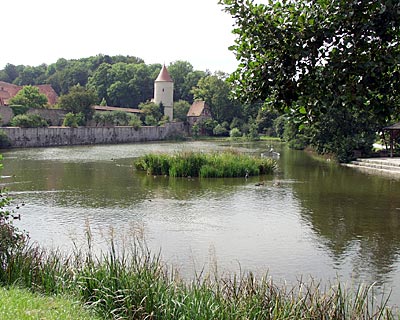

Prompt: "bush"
[9,105,30,116]
[230,127,242,138]
[213,124,229,136]
[10,114,48,128]
[191,123,200,138]
[63,112,85,127]
[246,122,260,140]
[128,114,142,130]
[145,115,157,126]
[111,111,130,126]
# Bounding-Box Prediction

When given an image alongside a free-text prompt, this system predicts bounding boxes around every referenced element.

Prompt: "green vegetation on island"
[134,151,277,178]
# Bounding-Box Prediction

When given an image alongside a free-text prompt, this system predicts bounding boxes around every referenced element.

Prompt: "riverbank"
[1,236,397,320]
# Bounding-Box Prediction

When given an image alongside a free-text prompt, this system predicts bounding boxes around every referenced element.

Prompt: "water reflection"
[280,148,400,287]
[1,141,400,305]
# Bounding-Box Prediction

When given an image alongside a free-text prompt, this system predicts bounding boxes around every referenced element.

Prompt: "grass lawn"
[0,286,100,320]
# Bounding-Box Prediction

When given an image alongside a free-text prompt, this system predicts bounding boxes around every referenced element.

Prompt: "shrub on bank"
[134,151,277,178]
[10,114,48,128]
[63,112,85,127]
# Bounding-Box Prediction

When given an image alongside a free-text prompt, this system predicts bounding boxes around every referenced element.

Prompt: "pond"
[1,140,400,307]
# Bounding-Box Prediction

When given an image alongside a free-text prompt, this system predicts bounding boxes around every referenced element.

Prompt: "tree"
[13,65,47,85]
[57,85,97,121]
[173,100,191,122]
[191,72,242,123]
[220,0,400,161]
[167,61,207,102]
[8,85,48,108]
[0,64,19,83]
[167,61,194,101]
[139,101,163,124]
[88,62,154,108]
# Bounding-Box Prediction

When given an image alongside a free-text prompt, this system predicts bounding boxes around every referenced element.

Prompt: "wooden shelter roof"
[92,105,142,114]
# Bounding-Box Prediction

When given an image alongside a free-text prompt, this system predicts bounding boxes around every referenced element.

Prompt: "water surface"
[2,141,400,306]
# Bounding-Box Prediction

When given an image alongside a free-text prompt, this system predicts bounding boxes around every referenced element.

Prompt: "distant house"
[92,105,143,115]
[186,100,212,126]
[0,81,58,106]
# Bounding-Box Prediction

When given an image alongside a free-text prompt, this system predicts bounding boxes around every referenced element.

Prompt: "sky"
[1,0,239,73]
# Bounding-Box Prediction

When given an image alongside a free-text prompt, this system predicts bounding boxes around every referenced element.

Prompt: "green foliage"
[62,112,85,127]
[8,85,48,108]
[256,106,279,136]
[111,110,130,126]
[221,0,400,161]
[128,114,142,130]
[273,115,287,140]
[99,98,107,106]
[58,85,97,120]
[10,114,48,128]
[0,63,19,83]
[88,62,155,108]
[134,151,276,178]
[92,111,142,127]
[230,127,242,138]
[198,119,218,136]
[246,121,260,141]
[191,123,200,138]
[173,100,191,122]
[144,115,157,126]
[140,101,163,125]
[9,105,30,116]
[191,72,242,123]
[213,124,229,136]
[167,60,207,103]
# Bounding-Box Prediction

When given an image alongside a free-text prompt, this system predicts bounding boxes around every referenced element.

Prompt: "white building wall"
[154,81,174,120]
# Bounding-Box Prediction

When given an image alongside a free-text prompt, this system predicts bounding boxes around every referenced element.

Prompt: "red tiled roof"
[155,65,173,82]
[92,105,143,113]
[36,85,58,105]
[187,100,210,117]
[0,81,58,106]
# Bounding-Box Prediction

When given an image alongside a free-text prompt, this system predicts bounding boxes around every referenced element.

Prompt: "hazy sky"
[2,0,239,73]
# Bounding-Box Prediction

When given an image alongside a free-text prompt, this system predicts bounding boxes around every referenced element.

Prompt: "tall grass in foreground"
[134,151,277,178]
[0,235,398,319]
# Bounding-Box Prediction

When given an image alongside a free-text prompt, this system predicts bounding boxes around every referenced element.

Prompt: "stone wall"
[26,109,67,126]
[1,122,187,148]
[0,106,14,125]
[0,106,67,126]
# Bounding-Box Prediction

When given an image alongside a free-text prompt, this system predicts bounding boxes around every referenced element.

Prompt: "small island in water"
[134,151,277,178]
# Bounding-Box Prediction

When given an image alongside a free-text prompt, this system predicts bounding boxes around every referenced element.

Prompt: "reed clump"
[0,234,398,319]
[134,151,277,178]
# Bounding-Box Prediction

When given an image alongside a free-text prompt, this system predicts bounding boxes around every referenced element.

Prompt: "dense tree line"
[0,54,273,137]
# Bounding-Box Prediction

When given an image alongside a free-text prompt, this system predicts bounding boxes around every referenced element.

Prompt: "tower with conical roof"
[154,65,174,120]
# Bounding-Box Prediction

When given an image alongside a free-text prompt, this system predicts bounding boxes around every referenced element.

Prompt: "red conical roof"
[155,65,173,82]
